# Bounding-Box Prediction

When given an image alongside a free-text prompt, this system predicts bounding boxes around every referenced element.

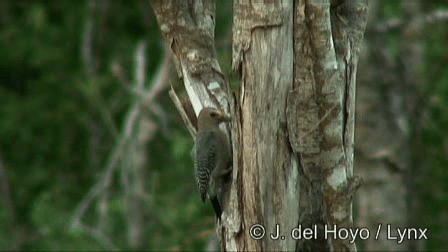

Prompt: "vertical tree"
[152,1,368,251]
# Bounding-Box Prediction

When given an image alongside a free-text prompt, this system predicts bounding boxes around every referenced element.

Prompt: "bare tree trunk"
[73,26,171,251]
[231,1,296,251]
[152,1,368,251]
[122,42,171,249]
[121,41,149,250]
[400,3,424,250]
[292,1,368,251]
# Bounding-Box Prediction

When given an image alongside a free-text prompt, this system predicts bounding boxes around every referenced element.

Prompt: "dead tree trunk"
[291,1,368,251]
[231,1,296,251]
[152,1,368,251]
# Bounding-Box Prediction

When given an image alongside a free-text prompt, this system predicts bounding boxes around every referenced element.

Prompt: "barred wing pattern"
[194,130,218,202]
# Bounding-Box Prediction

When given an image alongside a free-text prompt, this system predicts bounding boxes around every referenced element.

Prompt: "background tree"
[356,1,448,251]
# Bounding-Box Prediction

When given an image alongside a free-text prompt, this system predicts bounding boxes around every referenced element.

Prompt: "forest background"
[0,1,447,251]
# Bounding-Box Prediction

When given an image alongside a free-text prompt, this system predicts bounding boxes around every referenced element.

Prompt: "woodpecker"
[192,107,231,219]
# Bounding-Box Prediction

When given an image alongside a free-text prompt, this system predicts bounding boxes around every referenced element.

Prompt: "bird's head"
[197,107,231,130]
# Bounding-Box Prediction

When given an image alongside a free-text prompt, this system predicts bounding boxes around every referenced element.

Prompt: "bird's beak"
[221,114,231,122]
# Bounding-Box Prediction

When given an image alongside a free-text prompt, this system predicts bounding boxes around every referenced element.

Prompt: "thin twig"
[169,87,197,138]
[71,99,141,228]
[375,9,448,33]
[72,41,173,248]
[81,0,95,78]
[136,41,147,89]
[75,222,119,251]
[145,48,171,102]
[115,47,171,136]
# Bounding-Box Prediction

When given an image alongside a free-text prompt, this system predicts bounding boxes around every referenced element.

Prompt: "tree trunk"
[152,1,368,251]
[291,1,368,251]
[230,1,296,251]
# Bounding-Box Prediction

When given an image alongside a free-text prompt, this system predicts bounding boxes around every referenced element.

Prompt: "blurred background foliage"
[0,1,446,251]
[418,2,448,250]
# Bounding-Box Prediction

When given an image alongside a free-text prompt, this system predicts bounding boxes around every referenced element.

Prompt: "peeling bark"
[233,2,297,251]
[152,0,368,251]
[151,1,235,250]
[151,1,231,116]
[292,1,368,251]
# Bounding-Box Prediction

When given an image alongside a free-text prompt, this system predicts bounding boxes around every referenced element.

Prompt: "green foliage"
[0,1,231,250]
[365,1,448,251]
[419,3,448,250]
[0,0,446,251]
[374,1,448,251]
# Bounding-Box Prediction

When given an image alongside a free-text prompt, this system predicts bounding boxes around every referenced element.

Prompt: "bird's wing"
[194,130,218,202]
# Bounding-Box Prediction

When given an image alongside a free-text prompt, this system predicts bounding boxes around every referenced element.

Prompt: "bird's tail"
[210,197,222,219]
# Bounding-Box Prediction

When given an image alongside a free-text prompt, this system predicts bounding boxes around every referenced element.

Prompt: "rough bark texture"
[152,0,368,251]
[151,1,231,116]
[151,2,234,250]
[355,1,424,251]
[233,1,297,251]
[292,0,368,251]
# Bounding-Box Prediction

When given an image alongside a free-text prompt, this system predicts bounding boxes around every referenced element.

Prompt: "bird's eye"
[210,112,217,118]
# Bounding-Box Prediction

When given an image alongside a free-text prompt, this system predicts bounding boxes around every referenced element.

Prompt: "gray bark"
[292,1,368,251]
[152,0,368,251]
[232,1,296,251]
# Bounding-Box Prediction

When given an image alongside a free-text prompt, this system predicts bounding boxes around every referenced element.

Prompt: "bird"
[192,107,232,219]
